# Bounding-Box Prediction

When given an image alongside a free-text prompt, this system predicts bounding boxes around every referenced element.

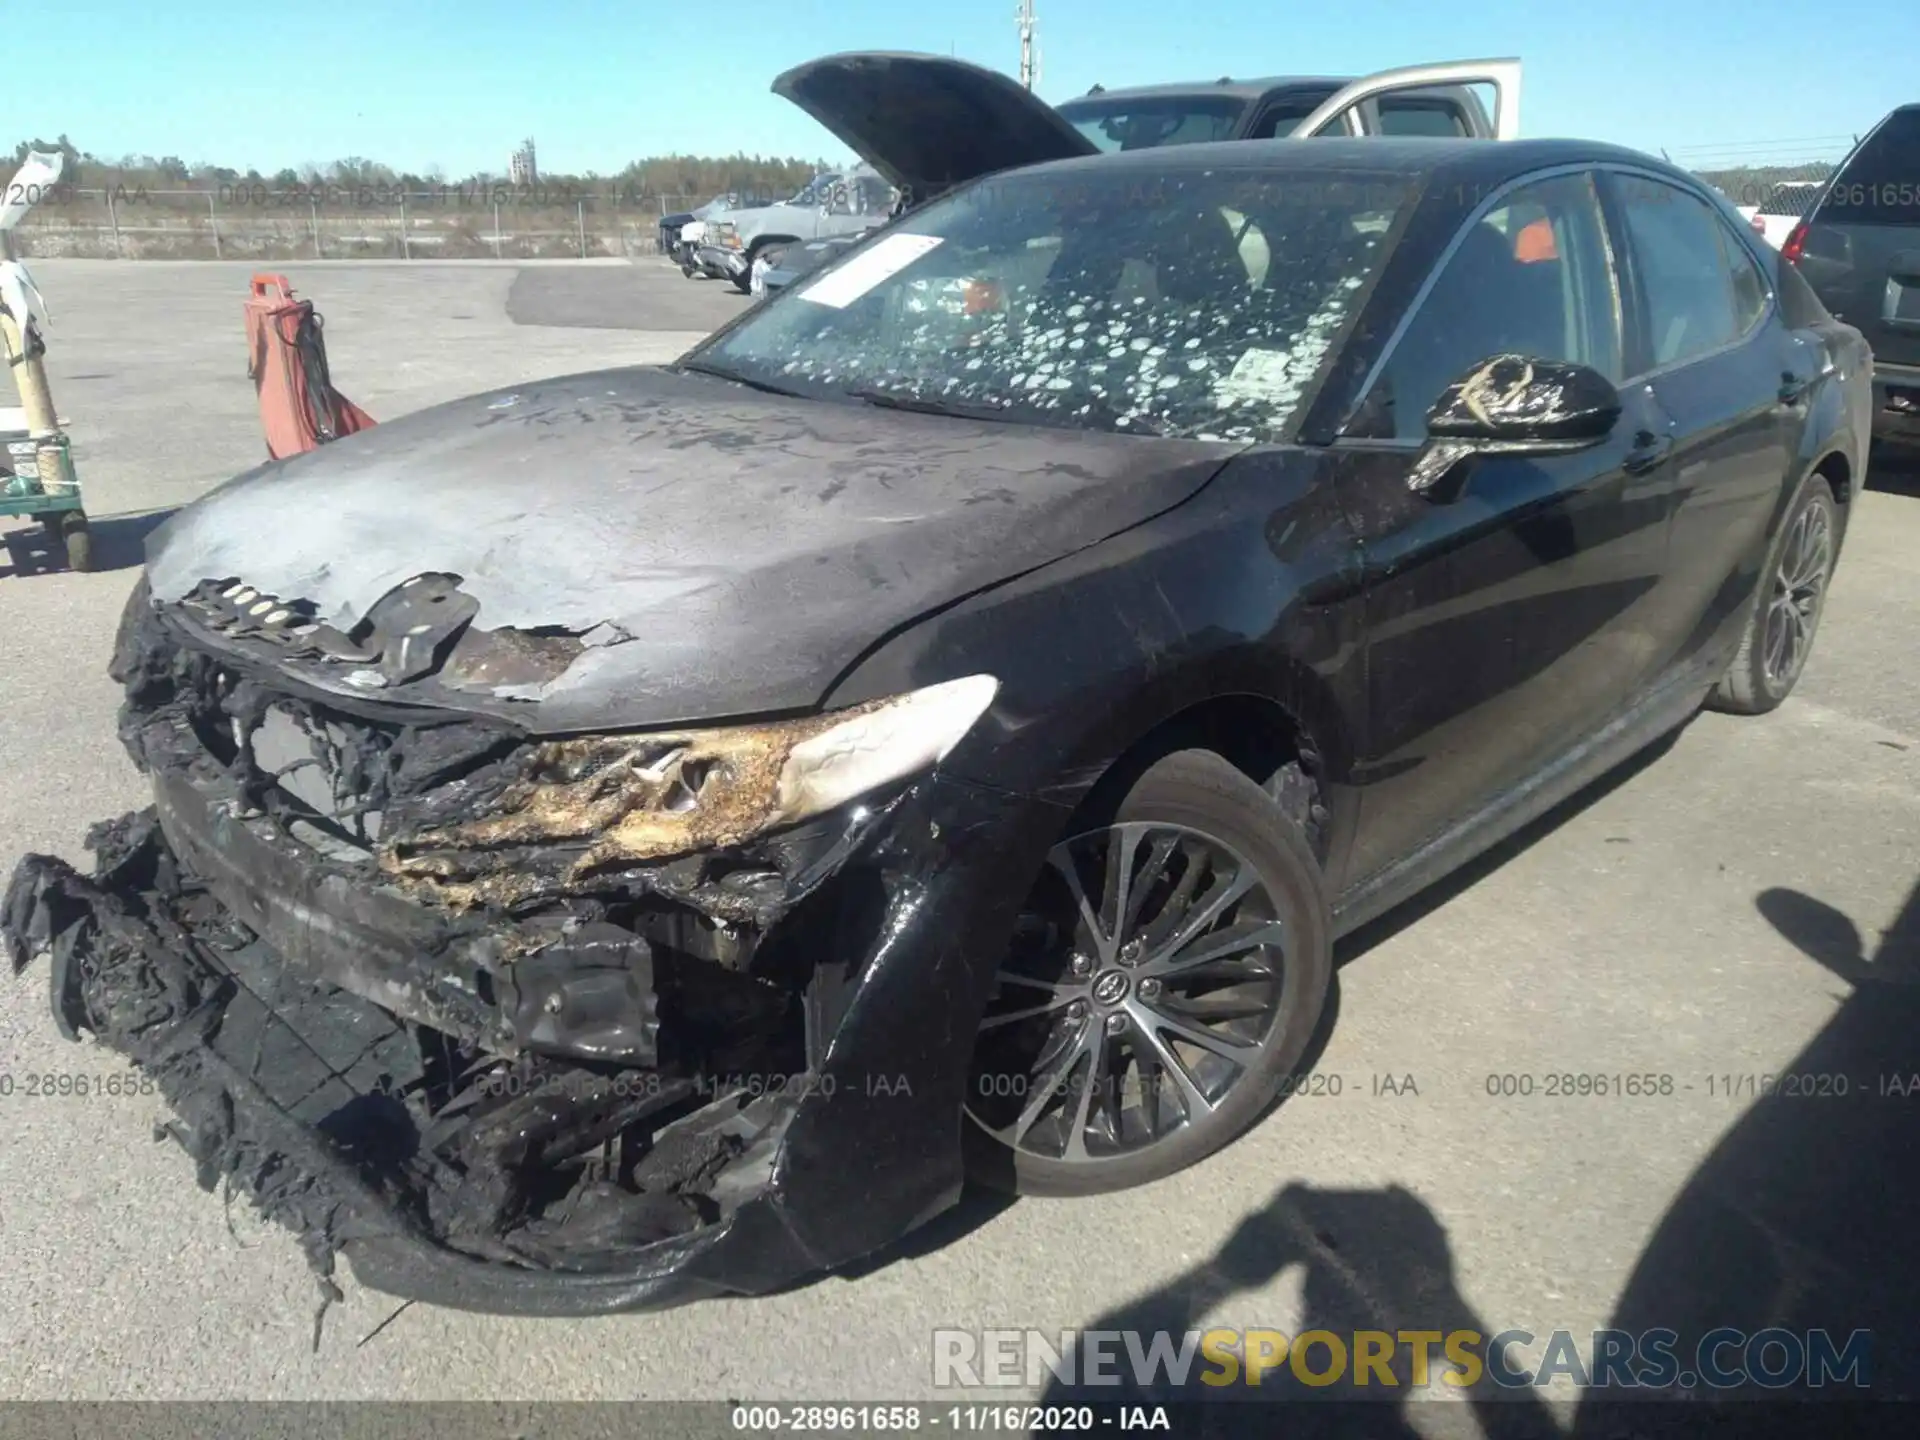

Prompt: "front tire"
[964,749,1332,1197]
[1709,472,1836,715]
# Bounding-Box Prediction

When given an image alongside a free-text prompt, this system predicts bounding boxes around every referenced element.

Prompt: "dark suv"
[1784,104,1920,444]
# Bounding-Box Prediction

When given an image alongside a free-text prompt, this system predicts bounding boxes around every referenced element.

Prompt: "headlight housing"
[383,676,999,900]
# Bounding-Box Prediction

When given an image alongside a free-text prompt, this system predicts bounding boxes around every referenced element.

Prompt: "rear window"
[1056,96,1247,151]
[1822,107,1920,225]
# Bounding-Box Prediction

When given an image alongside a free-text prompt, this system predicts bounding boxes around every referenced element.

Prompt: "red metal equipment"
[244,274,375,459]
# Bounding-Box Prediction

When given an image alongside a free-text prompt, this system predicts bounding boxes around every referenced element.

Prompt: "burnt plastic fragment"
[504,923,659,1064]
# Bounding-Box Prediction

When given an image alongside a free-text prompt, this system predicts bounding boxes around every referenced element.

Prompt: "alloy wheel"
[966,822,1289,1165]
[1762,496,1832,690]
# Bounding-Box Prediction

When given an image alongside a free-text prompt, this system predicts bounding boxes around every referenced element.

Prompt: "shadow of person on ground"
[0,506,175,578]
[1572,873,1920,1421]
[1037,1181,1563,1439]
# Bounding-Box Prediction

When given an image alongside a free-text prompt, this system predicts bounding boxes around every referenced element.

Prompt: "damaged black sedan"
[5,114,1871,1315]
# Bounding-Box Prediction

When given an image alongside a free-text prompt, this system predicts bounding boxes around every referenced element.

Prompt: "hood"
[146,366,1237,733]
[772,52,1095,202]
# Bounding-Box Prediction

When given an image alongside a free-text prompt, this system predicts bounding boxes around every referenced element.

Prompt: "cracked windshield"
[696,168,1407,442]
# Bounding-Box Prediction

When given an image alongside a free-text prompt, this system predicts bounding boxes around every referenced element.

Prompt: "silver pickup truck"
[758,53,1521,298]
[693,168,896,292]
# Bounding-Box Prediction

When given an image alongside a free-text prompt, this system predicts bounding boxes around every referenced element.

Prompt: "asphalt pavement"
[0,259,1915,1420]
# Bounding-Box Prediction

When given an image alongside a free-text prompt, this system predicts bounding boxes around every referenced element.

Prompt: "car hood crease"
[145,365,1241,732]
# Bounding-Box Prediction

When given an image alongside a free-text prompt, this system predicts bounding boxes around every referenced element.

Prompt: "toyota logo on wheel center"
[1091,970,1130,1005]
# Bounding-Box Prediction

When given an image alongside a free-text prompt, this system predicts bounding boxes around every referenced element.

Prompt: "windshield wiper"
[674,359,805,398]
[845,387,1025,425]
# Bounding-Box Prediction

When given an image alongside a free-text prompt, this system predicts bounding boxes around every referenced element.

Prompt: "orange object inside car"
[1514,217,1560,263]
[962,279,1004,315]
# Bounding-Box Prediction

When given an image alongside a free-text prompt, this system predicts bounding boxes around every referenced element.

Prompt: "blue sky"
[29,0,1906,177]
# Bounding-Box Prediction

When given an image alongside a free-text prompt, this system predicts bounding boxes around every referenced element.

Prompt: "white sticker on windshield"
[798,233,944,308]
[1214,347,1301,406]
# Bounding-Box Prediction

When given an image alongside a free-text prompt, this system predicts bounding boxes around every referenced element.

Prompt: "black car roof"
[999,135,1681,189]
[1056,76,1352,106]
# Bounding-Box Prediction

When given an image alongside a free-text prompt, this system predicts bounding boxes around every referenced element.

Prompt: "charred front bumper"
[3,600,1048,1315]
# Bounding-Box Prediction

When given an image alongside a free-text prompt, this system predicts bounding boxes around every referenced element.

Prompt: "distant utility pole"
[1016,0,1037,90]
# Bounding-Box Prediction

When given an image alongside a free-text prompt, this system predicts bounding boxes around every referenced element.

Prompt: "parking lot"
[1,258,1916,1415]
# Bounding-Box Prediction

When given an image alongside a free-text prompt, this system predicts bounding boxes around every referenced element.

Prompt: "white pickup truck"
[1736,180,1823,249]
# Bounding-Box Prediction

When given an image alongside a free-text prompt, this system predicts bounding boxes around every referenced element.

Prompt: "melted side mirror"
[1410,354,1622,496]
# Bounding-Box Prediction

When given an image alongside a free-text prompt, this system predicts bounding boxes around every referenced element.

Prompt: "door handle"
[1778,370,1815,405]
[1623,430,1672,475]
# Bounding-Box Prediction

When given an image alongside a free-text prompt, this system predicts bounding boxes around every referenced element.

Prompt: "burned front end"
[4,580,1032,1314]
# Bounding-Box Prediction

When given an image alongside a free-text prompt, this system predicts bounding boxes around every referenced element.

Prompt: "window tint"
[1714,219,1771,334]
[1615,175,1744,368]
[1376,98,1470,137]
[1353,172,1622,441]
[1822,106,1920,226]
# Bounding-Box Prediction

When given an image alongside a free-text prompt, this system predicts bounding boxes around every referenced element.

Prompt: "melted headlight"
[382,676,998,905]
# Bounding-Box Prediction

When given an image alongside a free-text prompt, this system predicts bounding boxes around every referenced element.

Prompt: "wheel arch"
[1042,663,1357,875]
[1810,447,1851,509]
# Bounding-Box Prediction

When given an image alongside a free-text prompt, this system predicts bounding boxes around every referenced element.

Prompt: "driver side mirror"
[1409,354,1621,495]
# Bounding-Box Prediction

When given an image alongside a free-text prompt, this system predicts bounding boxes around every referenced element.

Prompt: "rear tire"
[963,749,1332,1197]
[1708,473,1836,715]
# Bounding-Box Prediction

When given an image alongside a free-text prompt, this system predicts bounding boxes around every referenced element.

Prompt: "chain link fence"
[10,185,705,260]
[5,139,1869,262]
[1677,135,1857,222]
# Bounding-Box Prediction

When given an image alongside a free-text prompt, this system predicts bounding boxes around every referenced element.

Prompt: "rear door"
[1290,59,1522,140]
[1604,170,1800,678]
[1794,106,1920,372]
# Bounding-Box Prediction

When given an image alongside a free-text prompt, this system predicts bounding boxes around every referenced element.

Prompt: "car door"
[1603,169,1800,676]
[1290,58,1522,140]
[1329,169,1674,883]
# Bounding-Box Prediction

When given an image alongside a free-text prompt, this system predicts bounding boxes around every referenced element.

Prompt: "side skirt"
[1329,657,1721,940]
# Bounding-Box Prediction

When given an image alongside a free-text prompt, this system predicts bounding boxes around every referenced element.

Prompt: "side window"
[1247,94,1334,140]
[1613,175,1744,369]
[1352,172,1623,441]
[1714,220,1771,335]
[1375,97,1471,137]
[825,177,860,216]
